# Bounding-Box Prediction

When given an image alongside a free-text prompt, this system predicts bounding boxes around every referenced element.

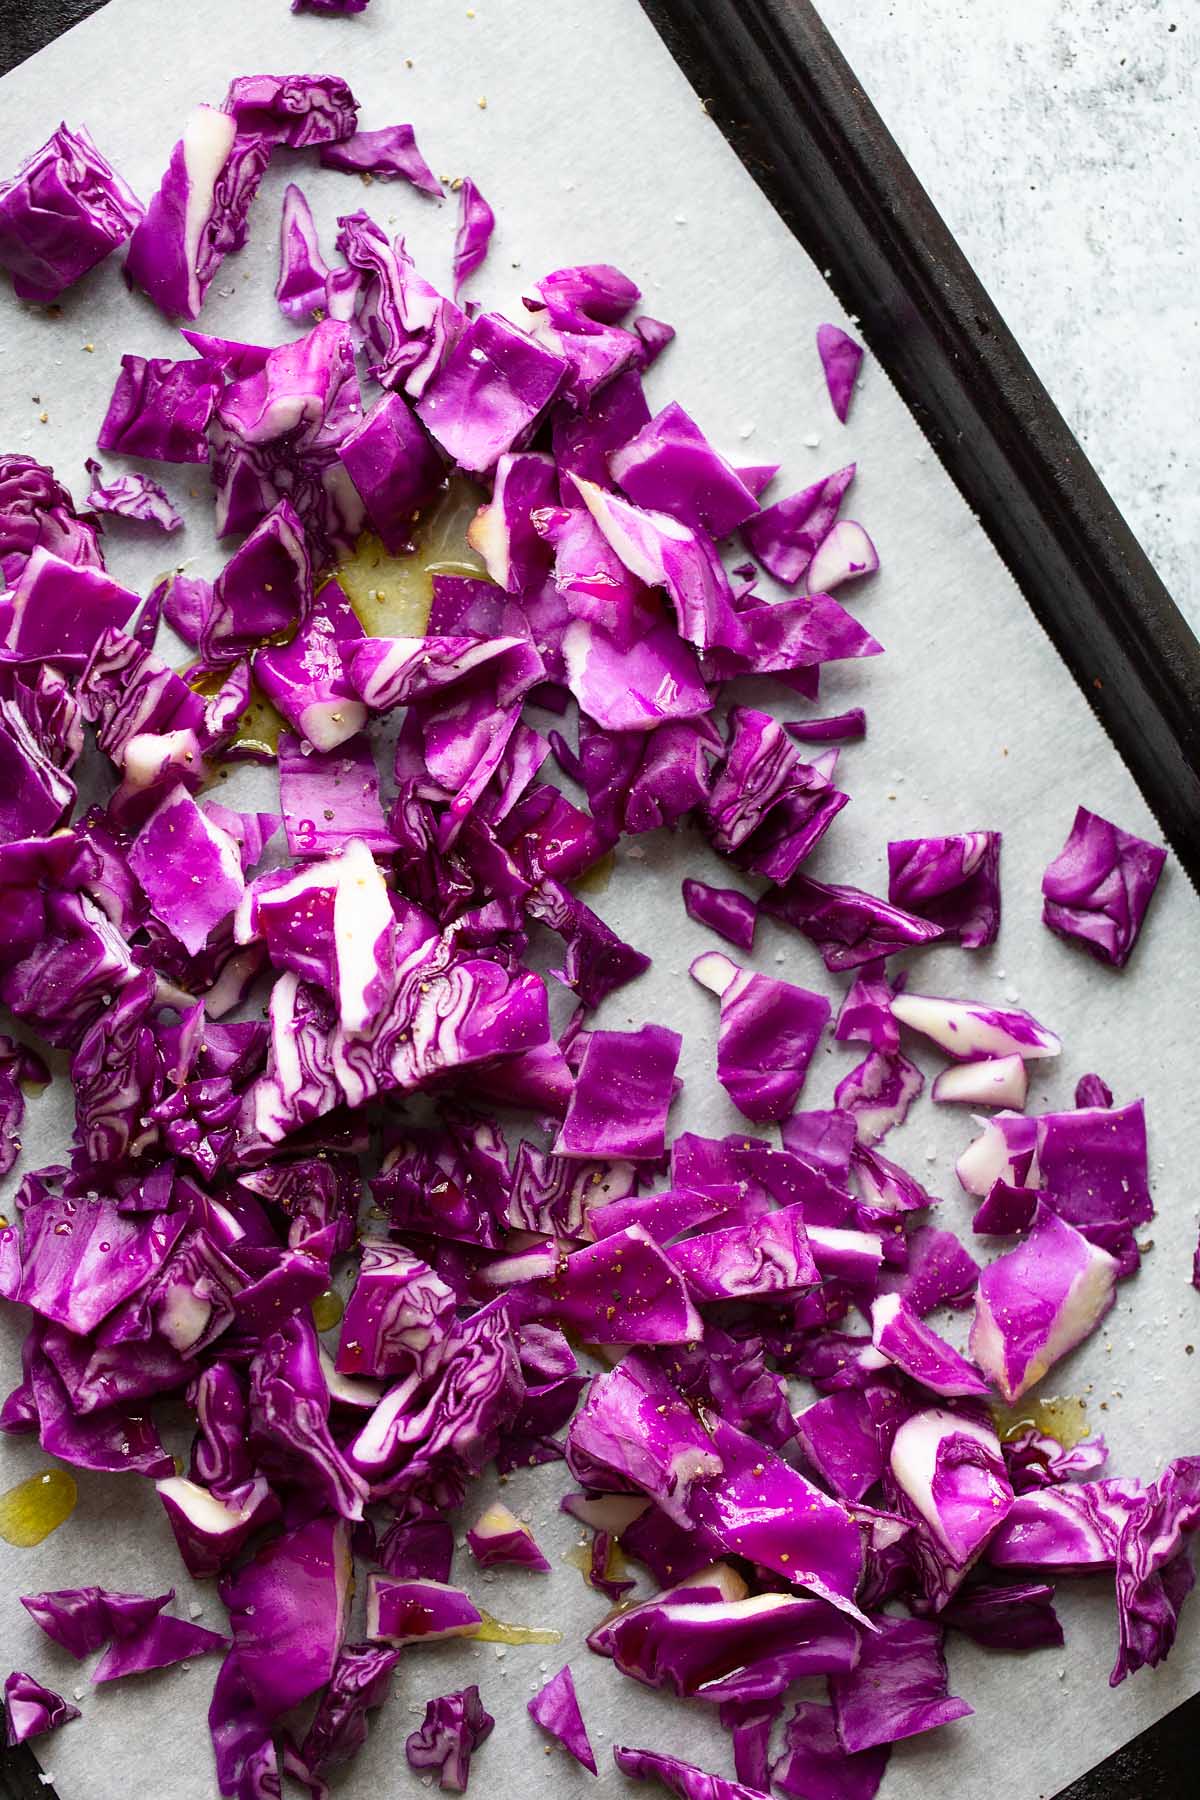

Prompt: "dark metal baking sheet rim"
[2,0,1199,1797]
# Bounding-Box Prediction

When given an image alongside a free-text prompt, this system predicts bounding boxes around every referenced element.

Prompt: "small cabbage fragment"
[336,1240,456,1379]
[609,402,760,539]
[155,1475,280,1579]
[219,1515,351,1718]
[97,354,221,462]
[203,496,313,665]
[690,950,830,1123]
[467,1500,550,1571]
[970,1203,1118,1403]
[834,1049,924,1144]
[614,1745,764,1800]
[339,390,446,553]
[1035,1098,1151,1271]
[321,123,442,195]
[0,122,142,302]
[831,1617,970,1751]
[1042,805,1166,967]
[1,547,139,667]
[255,579,366,752]
[1111,1456,1200,1685]
[4,1670,80,1747]
[276,182,330,320]
[816,323,864,424]
[20,1586,173,1660]
[416,312,567,474]
[889,1408,1014,1608]
[128,783,246,955]
[406,1686,494,1793]
[871,1293,990,1397]
[681,879,756,951]
[92,1610,229,1683]
[806,520,879,594]
[366,1576,481,1646]
[83,459,182,531]
[452,179,495,298]
[773,1701,889,1800]
[988,1478,1147,1573]
[669,1205,819,1304]
[598,1588,858,1702]
[931,1055,1028,1109]
[887,831,1001,949]
[891,992,1061,1061]
[740,464,855,586]
[124,105,261,319]
[528,1664,596,1773]
[764,874,943,971]
[554,1023,681,1160]
[299,1641,401,1778]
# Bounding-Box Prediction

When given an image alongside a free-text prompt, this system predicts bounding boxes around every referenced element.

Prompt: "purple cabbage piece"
[300,1641,400,1778]
[804,519,879,594]
[681,879,757,951]
[365,1576,481,1646]
[84,459,182,531]
[1005,1427,1109,1493]
[4,1671,80,1747]
[255,579,366,752]
[485,1227,701,1345]
[10,1190,183,1334]
[575,715,721,837]
[795,1388,886,1502]
[1042,805,1166,967]
[891,991,1061,1062]
[609,402,760,539]
[92,1611,229,1684]
[278,730,393,857]
[831,1617,970,1752]
[0,700,76,842]
[721,1695,781,1791]
[988,1478,1147,1573]
[816,324,864,424]
[669,1204,818,1304]
[98,354,221,463]
[416,312,567,473]
[128,783,245,954]
[335,211,463,399]
[1076,1072,1114,1108]
[156,1475,280,1579]
[887,831,1001,950]
[940,1575,1064,1651]
[1035,1099,1152,1271]
[321,123,441,195]
[406,1686,494,1793]
[249,1313,369,1519]
[691,949,830,1123]
[600,1588,858,1703]
[124,106,268,319]
[0,122,142,303]
[0,1036,48,1176]
[834,1049,923,1145]
[207,315,365,557]
[562,611,711,732]
[553,1023,681,1160]
[335,1240,456,1378]
[970,1202,1118,1402]
[1,546,139,667]
[786,708,867,744]
[203,496,313,665]
[740,464,855,585]
[931,1053,1029,1110]
[1111,1456,1200,1684]
[20,1586,173,1660]
[704,706,848,882]
[339,389,445,553]
[834,962,900,1055]
[219,1515,351,1719]
[773,1702,889,1800]
[528,1665,596,1774]
[0,454,103,584]
[208,1651,280,1800]
[614,1745,764,1800]
[871,1293,990,1397]
[452,178,495,298]
[276,182,330,320]
[896,1225,980,1315]
[764,873,944,971]
[889,1408,1014,1608]
[466,1500,551,1571]
[222,74,358,148]
[470,453,558,594]
[525,876,651,1011]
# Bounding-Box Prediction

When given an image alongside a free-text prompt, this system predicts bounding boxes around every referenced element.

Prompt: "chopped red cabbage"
[321,123,442,195]
[528,1664,596,1773]
[84,459,182,532]
[406,1685,494,1792]
[614,1744,764,1800]
[887,831,1001,949]
[681,878,757,951]
[970,1202,1118,1402]
[4,1670,80,1747]
[452,179,495,298]
[466,1499,551,1571]
[691,949,831,1122]
[97,354,221,463]
[0,123,142,303]
[92,1610,229,1683]
[764,873,944,970]
[1042,805,1166,967]
[276,182,330,320]
[739,464,855,585]
[816,323,864,424]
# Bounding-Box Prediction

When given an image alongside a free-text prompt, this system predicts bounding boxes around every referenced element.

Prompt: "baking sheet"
[1,1,1199,1796]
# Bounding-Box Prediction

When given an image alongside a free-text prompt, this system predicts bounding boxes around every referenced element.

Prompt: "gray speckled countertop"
[817,0,1199,628]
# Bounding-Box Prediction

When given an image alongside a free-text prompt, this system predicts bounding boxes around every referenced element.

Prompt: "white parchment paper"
[1,2,1199,1796]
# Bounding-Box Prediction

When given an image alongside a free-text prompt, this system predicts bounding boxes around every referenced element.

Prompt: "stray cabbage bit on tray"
[0,31,1185,1800]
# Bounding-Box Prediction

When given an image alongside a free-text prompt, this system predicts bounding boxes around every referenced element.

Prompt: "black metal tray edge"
[637,0,1200,896]
[0,1,1197,1797]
